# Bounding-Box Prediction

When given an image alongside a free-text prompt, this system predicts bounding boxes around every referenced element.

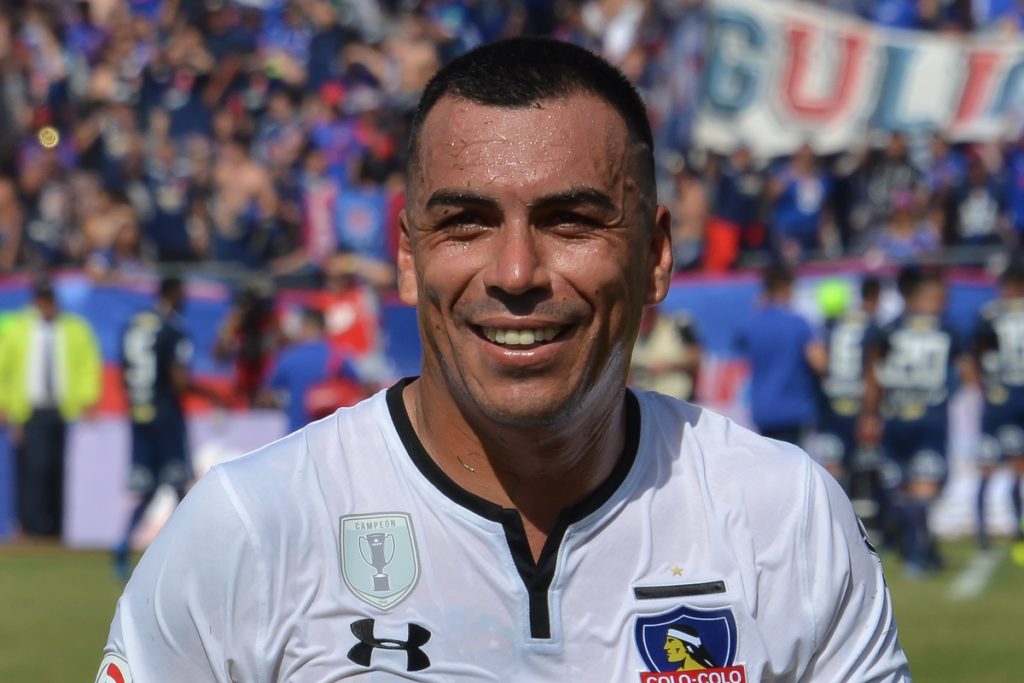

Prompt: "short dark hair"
[408,37,654,185]
[160,277,183,300]
[33,273,55,300]
[896,266,920,299]
[899,265,944,300]
[764,264,793,294]
[1001,261,1024,287]
[302,307,326,333]
[861,276,882,302]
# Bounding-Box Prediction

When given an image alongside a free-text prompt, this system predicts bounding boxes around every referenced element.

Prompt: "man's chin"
[458,377,586,431]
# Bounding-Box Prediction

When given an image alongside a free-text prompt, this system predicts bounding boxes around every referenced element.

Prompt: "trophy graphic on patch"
[341,513,420,610]
[358,532,396,592]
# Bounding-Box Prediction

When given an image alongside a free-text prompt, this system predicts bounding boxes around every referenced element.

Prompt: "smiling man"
[98,39,910,682]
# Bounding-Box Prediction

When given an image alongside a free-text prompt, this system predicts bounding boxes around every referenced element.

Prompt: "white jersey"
[100,381,910,683]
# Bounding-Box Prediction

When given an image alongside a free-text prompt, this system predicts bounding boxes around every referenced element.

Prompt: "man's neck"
[402,373,627,560]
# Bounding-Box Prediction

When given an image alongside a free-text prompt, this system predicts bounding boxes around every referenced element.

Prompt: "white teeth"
[482,326,564,346]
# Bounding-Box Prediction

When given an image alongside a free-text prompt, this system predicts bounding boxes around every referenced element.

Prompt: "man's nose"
[483,219,549,296]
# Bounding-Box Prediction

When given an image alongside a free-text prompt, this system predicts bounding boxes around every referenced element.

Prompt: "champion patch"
[95,653,133,683]
[635,604,746,683]
[340,512,421,610]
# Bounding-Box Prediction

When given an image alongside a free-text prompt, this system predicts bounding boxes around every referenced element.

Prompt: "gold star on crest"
[670,565,683,576]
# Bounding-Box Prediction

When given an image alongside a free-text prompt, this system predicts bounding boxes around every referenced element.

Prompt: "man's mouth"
[479,325,567,348]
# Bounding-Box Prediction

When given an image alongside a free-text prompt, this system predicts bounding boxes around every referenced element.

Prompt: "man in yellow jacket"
[0,277,102,537]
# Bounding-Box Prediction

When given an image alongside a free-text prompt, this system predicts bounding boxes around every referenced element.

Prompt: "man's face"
[910,280,946,317]
[34,294,57,321]
[399,93,672,427]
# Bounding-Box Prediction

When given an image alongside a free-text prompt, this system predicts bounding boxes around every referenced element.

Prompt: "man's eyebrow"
[425,190,501,211]
[424,188,617,213]
[529,189,616,212]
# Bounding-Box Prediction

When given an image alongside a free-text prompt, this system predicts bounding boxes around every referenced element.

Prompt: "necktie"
[42,325,55,405]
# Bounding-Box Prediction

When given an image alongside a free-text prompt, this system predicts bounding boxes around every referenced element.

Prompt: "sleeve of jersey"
[798,465,911,682]
[102,469,266,683]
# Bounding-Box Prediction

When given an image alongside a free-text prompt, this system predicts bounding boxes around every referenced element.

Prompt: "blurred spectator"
[0,176,23,271]
[1004,135,1024,241]
[869,188,940,263]
[210,135,280,265]
[645,0,707,154]
[924,134,965,202]
[141,138,204,262]
[670,159,708,271]
[856,133,923,239]
[214,278,282,404]
[768,143,833,263]
[315,251,387,350]
[0,276,102,537]
[735,265,827,445]
[945,151,1007,248]
[705,146,763,271]
[261,306,363,433]
[630,307,702,403]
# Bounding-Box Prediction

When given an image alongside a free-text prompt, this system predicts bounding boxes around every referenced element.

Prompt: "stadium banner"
[697,0,1024,156]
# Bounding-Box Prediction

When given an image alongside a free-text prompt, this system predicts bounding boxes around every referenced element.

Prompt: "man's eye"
[442,212,485,228]
[545,212,597,228]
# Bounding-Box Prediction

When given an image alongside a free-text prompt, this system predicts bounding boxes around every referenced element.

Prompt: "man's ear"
[397,209,418,307]
[645,204,673,305]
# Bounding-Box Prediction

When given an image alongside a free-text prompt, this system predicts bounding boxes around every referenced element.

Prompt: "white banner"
[696,0,1024,156]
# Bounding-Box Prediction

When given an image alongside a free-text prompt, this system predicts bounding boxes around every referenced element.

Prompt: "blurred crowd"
[674,133,1024,271]
[4,0,1024,282]
[0,0,709,281]
[815,0,1024,32]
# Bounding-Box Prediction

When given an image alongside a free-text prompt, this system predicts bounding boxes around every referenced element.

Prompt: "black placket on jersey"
[386,378,642,640]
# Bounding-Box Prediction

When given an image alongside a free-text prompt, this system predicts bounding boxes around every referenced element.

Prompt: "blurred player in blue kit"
[735,265,827,445]
[861,268,974,576]
[815,277,882,488]
[974,263,1024,550]
[262,307,365,434]
[114,277,219,579]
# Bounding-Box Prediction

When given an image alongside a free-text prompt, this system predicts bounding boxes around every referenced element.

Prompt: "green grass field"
[1,540,1022,682]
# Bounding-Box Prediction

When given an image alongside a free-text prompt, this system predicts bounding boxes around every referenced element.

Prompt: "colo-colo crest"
[635,604,746,683]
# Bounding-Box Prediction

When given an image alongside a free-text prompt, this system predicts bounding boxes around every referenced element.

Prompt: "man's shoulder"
[213,392,389,507]
[57,310,94,331]
[753,306,809,332]
[640,391,811,481]
[640,391,817,534]
[980,299,1004,322]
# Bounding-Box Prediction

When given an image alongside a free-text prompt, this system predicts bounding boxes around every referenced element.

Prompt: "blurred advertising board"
[62,411,286,549]
[698,0,1024,156]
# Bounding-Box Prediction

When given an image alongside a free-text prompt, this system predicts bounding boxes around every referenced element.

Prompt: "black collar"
[386,377,642,638]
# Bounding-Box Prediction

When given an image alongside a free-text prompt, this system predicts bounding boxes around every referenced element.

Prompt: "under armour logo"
[347,618,431,672]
